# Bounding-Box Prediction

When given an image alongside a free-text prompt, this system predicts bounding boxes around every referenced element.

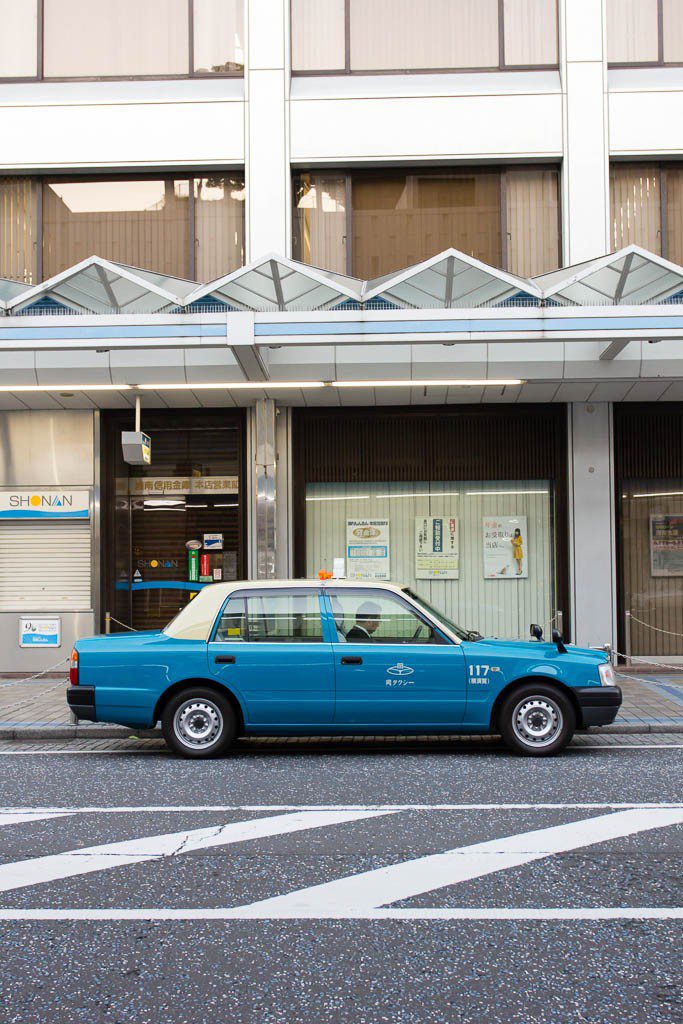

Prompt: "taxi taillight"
[69,648,79,686]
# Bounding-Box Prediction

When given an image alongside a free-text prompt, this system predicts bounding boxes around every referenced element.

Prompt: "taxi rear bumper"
[66,685,97,722]
[573,685,622,727]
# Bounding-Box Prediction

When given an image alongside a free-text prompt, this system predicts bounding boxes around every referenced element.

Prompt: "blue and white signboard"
[0,490,89,520]
[19,618,61,648]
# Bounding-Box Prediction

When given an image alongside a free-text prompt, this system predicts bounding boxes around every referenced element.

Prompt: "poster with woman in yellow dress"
[483,516,528,578]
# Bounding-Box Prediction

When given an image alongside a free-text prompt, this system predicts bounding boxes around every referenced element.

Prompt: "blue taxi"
[66,581,621,758]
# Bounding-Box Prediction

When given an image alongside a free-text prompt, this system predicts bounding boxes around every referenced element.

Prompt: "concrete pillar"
[251,399,277,579]
[244,0,289,260]
[559,0,610,264]
[568,402,617,650]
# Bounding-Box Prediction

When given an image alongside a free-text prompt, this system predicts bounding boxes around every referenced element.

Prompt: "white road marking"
[234,808,683,918]
[0,907,678,923]
[1,803,682,813]
[0,809,395,894]
[1,803,683,814]
[0,811,71,827]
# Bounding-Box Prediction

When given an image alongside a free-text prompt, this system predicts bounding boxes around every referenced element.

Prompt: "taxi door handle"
[341,656,363,665]
[214,655,236,664]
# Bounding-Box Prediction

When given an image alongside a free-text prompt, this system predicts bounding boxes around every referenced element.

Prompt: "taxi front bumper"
[573,685,622,728]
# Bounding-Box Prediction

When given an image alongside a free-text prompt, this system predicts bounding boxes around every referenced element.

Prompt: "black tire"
[498,683,575,757]
[161,687,237,759]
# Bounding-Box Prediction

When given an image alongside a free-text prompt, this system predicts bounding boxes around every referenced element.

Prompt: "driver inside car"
[346,601,382,642]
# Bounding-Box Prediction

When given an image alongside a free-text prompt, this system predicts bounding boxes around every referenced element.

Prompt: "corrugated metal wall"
[294,406,567,640]
[306,480,554,640]
[0,523,91,611]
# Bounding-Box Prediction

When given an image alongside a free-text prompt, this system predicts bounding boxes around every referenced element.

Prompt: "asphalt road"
[0,742,681,1024]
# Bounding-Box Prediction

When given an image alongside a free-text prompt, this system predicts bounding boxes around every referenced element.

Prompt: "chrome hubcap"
[512,696,563,748]
[173,699,223,749]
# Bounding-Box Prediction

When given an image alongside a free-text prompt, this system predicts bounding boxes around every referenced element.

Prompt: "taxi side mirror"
[530,623,543,641]
[551,628,568,654]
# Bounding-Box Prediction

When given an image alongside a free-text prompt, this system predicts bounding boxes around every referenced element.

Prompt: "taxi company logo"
[352,526,381,539]
[9,493,73,509]
[386,662,414,677]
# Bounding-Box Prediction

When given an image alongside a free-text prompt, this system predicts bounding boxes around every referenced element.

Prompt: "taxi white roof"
[164,579,413,641]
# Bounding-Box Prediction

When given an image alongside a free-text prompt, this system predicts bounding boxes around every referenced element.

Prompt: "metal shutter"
[0,523,92,611]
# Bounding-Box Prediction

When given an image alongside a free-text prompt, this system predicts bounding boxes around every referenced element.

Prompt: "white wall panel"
[0,83,244,170]
[290,92,562,163]
[609,86,683,157]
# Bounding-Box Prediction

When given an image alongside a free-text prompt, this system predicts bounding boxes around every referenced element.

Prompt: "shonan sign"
[0,490,90,520]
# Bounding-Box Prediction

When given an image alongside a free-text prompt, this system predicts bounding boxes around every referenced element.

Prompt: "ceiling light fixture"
[0,383,132,393]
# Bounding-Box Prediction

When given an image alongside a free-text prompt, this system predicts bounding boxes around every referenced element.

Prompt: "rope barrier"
[107,615,136,632]
[627,614,683,639]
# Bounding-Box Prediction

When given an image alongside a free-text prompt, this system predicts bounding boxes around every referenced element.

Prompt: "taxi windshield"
[403,589,470,641]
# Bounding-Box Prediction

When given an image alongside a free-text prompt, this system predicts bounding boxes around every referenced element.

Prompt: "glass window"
[244,593,324,642]
[43,0,189,78]
[663,0,683,62]
[307,480,556,641]
[352,171,501,279]
[349,0,499,71]
[0,177,40,284]
[291,0,558,73]
[291,0,346,71]
[503,0,557,66]
[607,0,659,64]
[193,0,245,74]
[195,176,246,281]
[665,167,683,265]
[292,173,348,274]
[214,598,248,641]
[43,179,191,279]
[329,590,444,644]
[0,0,38,78]
[610,165,662,255]
[506,168,560,277]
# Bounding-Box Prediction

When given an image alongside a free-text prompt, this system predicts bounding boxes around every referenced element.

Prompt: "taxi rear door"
[209,589,334,726]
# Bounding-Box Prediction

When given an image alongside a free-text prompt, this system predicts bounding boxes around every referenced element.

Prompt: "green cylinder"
[188,549,199,583]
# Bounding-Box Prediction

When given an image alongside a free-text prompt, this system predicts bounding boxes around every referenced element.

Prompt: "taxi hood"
[479,638,608,664]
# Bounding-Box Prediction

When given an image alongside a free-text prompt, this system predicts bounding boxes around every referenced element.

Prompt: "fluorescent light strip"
[1,379,524,393]
[376,491,461,500]
[632,491,683,499]
[214,503,239,508]
[0,384,131,393]
[466,491,548,499]
[137,379,524,391]
[306,495,371,502]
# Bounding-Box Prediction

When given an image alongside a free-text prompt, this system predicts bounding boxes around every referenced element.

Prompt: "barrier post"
[105,611,111,635]
[624,610,632,667]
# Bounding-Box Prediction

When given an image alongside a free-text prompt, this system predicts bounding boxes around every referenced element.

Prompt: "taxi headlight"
[598,662,616,687]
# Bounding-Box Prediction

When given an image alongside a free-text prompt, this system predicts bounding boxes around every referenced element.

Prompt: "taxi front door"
[323,590,467,728]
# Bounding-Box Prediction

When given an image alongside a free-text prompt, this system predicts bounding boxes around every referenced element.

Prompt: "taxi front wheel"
[162,687,237,759]
[499,684,575,757]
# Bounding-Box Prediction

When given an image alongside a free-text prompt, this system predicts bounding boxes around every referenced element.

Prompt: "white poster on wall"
[346,519,390,580]
[415,516,459,579]
[483,516,528,579]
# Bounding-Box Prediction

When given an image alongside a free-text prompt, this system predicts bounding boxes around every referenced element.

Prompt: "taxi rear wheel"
[499,683,575,757]
[162,688,237,759]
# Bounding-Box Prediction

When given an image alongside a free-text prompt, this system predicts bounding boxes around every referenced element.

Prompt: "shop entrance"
[616,404,683,660]
[102,411,245,632]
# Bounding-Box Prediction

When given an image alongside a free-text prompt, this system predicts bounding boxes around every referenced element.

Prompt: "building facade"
[1,0,683,668]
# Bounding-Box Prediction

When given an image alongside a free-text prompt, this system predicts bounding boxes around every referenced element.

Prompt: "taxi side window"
[214,598,247,642]
[246,594,323,642]
[329,591,443,644]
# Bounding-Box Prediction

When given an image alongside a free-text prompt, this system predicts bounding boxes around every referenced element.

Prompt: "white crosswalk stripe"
[232,807,683,919]
[0,805,680,922]
[0,811,72,827]
[0,809,396,894]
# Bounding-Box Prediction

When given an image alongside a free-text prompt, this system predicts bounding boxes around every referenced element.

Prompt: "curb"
[0,723,681,741]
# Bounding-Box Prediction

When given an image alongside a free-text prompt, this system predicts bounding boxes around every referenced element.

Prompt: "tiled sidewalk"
[0,669,681,736]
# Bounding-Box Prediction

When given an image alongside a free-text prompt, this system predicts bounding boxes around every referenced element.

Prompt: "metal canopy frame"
[533,245,683,306]
[362,248,542,308]
[6,256,194,315]
[183,253,364,312]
